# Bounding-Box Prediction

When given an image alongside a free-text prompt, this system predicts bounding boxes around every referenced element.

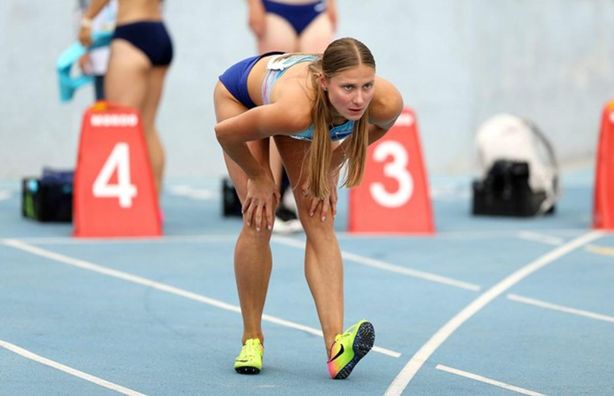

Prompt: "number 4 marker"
[92,142,137,208]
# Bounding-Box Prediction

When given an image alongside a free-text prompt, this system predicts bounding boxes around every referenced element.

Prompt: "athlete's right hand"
[243,173,280,232]
[301,171,339,222]
[78,25,92,47]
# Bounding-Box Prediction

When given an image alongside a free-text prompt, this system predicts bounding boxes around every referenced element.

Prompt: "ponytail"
[341,116,369,188]
[307,61,333,198]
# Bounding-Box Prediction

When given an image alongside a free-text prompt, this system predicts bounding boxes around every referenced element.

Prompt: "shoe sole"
[235,366,261,375]
[334,321,375,379]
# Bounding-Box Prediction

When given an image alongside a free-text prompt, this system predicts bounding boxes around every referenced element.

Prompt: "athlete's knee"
[241,224,274,242]
[301,215,335,240]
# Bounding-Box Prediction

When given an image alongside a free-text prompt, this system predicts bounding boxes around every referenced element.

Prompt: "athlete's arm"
[215,103,310,179]
[216,84,312,230]
[215,102,306,232]
[78,0,110,46]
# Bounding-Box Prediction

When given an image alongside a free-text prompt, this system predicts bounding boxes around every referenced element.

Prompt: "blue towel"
[56,32,113,103]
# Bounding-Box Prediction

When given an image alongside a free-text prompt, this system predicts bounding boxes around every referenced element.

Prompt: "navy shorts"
[113,21,173,66]
[263,0,326,35]
[218,51,283,109]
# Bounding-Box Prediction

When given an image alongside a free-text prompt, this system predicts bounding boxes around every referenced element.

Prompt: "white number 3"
[92,142,137,208]
[369,141,413,208]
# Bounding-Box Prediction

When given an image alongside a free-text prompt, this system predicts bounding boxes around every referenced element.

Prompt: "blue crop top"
[261,54,355,142]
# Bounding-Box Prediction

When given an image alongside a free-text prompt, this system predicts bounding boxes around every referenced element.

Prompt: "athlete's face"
[323,64,376,121]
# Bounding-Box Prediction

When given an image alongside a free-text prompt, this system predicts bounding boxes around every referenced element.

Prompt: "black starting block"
[22,168,73,222]
[222,177,242,217]
[472,160,554,217]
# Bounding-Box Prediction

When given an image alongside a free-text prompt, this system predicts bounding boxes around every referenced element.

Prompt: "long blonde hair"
[307,37,376,198]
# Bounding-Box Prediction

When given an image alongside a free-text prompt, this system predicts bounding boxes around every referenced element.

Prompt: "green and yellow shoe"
[234,338,264,374]
[327,320,375,379]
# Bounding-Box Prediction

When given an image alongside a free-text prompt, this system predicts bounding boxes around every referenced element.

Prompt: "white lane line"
[2,239,400,359]
[2,235,238,245]
[0,339,144,396]
[384,230,603,396]
[517,231,564,246]
[508,294,614,324]
[337,229,588,241]
[273,236,481,291]
[585,244,614,257]
[167,185,214,200]
[435,364,545,396]
[340,251,481,291]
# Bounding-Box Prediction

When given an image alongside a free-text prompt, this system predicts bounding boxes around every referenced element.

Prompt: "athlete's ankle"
[242,335,264,345]
[326,336,340,359]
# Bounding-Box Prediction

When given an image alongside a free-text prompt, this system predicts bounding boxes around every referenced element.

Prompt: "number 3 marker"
[369,141,414,208]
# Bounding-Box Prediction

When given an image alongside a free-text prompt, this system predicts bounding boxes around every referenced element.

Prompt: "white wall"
[1,0,612,180]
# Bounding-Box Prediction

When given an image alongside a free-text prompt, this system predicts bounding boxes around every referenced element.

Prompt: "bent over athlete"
[247,0,339,233]
[214,37,403,379]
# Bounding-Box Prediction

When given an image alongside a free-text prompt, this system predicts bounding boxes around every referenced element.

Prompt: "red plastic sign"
[348,107,434,234]
[593,100,614,230]
[73,102,161,237]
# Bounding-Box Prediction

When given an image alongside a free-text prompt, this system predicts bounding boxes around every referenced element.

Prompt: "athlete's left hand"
[303,172,339,222]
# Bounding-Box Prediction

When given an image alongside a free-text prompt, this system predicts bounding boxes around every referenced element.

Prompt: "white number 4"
[92,142,137,208]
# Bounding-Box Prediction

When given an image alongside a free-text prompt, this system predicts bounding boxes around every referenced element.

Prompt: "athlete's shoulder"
[369,76,403,124]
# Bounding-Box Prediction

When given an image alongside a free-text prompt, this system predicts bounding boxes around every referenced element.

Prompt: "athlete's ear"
[318,75,328,91]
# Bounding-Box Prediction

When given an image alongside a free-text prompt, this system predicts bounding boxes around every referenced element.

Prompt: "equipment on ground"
[472,114,559,217]
[22,168,74,222]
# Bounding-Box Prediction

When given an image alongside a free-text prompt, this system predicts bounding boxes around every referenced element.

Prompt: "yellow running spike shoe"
[327,320,375,379]
[234,338,264,374]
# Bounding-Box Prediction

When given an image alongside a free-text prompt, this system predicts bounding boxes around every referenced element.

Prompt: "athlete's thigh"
[104,40,150,109]
[141,66,168,133]
[272,135,312,209]
[214,82,271,203]
[298,13,334,53]
[259,14,299,53]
